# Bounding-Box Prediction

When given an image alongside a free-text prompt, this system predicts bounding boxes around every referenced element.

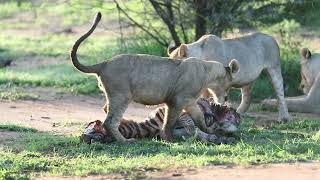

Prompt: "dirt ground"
[38,163,320,179]
[0,87,157,135]
[1,88,320,179]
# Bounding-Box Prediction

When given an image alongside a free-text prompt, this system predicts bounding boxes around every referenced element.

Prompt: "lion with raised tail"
[263,48,320,114]
[70,12,240,143]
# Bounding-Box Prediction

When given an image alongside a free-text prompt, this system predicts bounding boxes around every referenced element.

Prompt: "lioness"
[70,12,240,143]
[169,33,291,122]
[263,48,320,113]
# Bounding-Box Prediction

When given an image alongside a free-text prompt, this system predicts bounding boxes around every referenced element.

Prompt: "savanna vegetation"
[1,0,320,179]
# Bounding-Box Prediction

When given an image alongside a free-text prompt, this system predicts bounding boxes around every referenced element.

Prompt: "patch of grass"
[0,85,39,101]
[0,0,151,30]
[0,1,32,19]
[0,117,320,179]
[0,90,39,101]
[0,124,37,133]
[248,103,278,113]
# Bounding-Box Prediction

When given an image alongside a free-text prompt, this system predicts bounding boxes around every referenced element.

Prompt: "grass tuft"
[0,124,37,133]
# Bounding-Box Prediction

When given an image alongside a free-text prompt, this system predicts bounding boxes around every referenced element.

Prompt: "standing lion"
[169,33,291,122]
[70,12,239,143]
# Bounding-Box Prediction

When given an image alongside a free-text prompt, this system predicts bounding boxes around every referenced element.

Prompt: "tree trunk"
[195,0,207,40]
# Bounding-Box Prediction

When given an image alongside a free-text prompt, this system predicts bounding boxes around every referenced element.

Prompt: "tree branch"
[114,0,168,46]
[149,0,181,46]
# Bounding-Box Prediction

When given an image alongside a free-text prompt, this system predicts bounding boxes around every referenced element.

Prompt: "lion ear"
[178,44,188,58]
[301,48,311,59]
[229,59,240,76]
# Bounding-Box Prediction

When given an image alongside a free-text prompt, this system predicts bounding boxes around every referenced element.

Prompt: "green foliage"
[269,19,301,49]
[0,117,320,178]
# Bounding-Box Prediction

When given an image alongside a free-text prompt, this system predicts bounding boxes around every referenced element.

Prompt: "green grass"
[0,117,320,179]
[0,124,37,133]
[0,1,32,20]
[0,90,39,101]
[0,84,40,101]
[0,0,154,30]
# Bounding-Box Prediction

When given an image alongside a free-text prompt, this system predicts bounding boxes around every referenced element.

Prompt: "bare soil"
[38,163,320,179]
[0,87,156,135]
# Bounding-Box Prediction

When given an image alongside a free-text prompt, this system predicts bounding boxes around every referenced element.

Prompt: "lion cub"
[70,12,240,143]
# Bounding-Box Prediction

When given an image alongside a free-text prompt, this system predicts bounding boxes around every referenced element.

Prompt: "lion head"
[300,48,320,94]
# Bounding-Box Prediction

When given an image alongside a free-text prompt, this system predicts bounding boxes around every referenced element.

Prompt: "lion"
[262,48,320,114]
[70,12,240,143]
[169,33,292,122]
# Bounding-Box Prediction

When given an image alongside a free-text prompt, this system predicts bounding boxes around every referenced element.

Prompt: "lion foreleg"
[161,104,183,141]
[237,84,252,115]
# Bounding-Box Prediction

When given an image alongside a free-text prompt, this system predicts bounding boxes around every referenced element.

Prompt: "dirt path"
[38,163,320,179]
[148,163,320,180]
[0,88,156,134]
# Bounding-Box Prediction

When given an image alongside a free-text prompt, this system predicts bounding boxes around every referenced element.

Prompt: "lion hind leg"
[266,67,292,122]
[103,94,134,143]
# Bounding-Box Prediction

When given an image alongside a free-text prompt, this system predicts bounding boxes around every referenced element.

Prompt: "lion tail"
[70,12,103,74]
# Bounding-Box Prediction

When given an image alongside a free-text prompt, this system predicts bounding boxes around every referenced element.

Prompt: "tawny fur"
[263,48,320,114]
[169,33,291,122]
[70,12,239,143]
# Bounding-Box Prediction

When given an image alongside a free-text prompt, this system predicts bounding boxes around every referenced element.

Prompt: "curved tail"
[70,12,102,74]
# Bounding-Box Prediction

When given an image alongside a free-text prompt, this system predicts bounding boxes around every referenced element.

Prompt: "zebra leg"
[173,114,235,144]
